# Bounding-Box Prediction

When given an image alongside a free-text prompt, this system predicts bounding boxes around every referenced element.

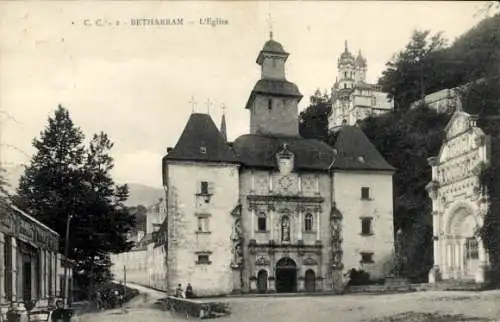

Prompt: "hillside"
[124,183,164,207]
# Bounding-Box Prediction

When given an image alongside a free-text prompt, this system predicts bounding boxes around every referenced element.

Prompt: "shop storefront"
[0,203,72,318]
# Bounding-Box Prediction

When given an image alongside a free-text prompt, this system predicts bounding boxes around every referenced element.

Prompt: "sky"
[0,1,496,188]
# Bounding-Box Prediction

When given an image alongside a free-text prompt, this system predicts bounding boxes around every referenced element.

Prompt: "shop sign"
[0,212,15,235]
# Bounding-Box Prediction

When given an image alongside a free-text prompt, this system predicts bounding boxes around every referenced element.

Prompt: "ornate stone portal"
[426,110,489,284]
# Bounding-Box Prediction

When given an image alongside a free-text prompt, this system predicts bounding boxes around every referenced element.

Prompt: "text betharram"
[130,18,229,26]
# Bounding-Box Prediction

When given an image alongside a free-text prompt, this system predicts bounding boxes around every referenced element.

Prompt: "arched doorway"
[257,270,268,293]
[446,205,481,279]
[304,269,316,292]
[275,257,297,293]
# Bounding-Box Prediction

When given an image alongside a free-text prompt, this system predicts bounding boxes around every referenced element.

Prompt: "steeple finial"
[344,40,348,52]
[220,104,227,142]
[268,2,273,40]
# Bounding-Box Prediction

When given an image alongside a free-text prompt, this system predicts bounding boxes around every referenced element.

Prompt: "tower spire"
[344,40,348,52]
[220,104,227,142]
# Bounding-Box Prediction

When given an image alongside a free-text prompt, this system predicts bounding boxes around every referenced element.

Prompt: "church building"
[162,36,396,296]
[328,41,393,131]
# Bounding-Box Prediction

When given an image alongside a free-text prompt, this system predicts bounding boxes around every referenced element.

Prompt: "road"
[78,283,500,322]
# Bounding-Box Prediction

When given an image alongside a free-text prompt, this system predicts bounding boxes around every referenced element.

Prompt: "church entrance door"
[304,269,316,292]
[257,270,268,293]
[275,257,297,293]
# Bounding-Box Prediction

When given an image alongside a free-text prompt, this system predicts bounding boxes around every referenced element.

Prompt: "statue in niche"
[231,215,243,268]
[281,216,290,242]
[330,207,343,268]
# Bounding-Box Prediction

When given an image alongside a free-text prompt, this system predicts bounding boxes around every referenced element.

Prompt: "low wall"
[346,284,415,294]
[161,296,230,319]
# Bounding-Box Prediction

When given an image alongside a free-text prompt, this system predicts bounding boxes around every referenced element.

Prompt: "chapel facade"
[162,36,396,296]
[426,109,493,283]
[328,41,393,131]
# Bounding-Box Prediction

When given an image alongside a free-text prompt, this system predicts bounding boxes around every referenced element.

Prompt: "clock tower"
[245,35,303,137]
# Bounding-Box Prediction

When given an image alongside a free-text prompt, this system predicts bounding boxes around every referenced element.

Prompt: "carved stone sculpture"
[330,206,343,268]
[231,205,244,269]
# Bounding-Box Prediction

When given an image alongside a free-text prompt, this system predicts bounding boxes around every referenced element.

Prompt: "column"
[251,209,255,239]
[476,239,487,283]
[270,208,275,241]
[298,209,302,241]
[11,238,17,302]
[46,251,50,298]
[459,239,466,276]
[55,254,60,298]
[40,249,45,299]
[0,233,5,304]
[316,209,321,241]
[454,240,460,278]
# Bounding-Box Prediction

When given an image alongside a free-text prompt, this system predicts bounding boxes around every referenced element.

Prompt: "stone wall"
[166,162,239,296]
[334,170,395,279]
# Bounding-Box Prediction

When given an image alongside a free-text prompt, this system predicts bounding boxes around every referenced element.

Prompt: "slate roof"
[245,79,303,109]
[332,126,395,171]
[164,113,238,163]
[232,134,336,171]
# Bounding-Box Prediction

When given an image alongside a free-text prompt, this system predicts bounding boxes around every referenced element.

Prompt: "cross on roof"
[221,103,226,115]
[267,2,274,39]
[205,98,213,115]
[189,96,197,112]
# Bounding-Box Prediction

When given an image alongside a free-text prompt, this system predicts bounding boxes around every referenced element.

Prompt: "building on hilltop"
[409,87,462,114]
[162,36,396,296]
[328,41,393,131]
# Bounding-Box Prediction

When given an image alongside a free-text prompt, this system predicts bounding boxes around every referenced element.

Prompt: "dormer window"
[276,143,294,175]
[200,146,207,154]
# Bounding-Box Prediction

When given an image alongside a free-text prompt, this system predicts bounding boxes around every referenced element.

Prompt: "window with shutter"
[207,182,215,195]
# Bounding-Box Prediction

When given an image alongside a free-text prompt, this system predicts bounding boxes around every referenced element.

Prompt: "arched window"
[304,213,313,231]
[344,71,347,78]
[281,215,290,242]
[268,98,273,111]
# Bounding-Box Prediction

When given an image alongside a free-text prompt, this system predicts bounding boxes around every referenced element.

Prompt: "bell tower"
[245,35,303,136]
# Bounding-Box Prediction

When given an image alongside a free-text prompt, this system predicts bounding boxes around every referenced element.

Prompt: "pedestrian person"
[185,283,193,299]
[175,284,184,298]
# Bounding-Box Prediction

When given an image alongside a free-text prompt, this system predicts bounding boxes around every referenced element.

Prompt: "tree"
[378,30,447,113]
[16,105,135,290]
[360,106,450,281]
[299,89,331,141]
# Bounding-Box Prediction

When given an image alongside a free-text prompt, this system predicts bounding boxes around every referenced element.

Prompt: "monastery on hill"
[328,41,393,131]
[161,35,396,296]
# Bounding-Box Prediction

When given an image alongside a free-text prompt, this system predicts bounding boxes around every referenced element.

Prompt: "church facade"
[426,110,491,283]
[162,37,396,296]
[328,41,393,131]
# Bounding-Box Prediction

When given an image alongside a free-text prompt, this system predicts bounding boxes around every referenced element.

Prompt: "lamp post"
[63,214,73,308]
